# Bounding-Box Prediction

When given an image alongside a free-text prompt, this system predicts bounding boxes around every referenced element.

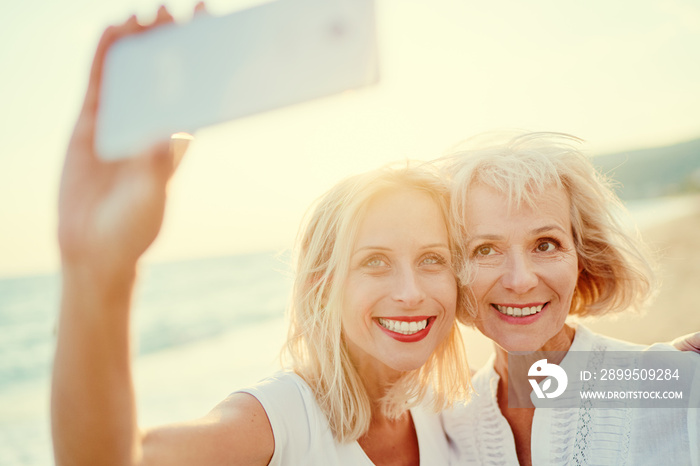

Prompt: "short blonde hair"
[441,131,656,322]
[284,163,471,442]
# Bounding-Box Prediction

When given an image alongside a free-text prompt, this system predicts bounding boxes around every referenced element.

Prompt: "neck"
[347,348,421,464]
[344,338,407,415]
[357,363,404,415]
[493,323,576,381]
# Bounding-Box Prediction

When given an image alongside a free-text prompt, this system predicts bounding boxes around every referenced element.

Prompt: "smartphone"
[95,0,378,161]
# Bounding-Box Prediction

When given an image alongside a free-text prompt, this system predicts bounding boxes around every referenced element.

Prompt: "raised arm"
[51,6,273,466]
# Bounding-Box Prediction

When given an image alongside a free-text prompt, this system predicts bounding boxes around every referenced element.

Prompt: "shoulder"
[573,324,646,352]
[579,325,700,369]
[214,390,274,427]
[237,371,312,399]
[235,371,335,462]
[235,371,318,427]
[212,390,275,448]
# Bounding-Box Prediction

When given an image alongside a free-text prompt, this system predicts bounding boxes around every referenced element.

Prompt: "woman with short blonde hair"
[440,131,698,466]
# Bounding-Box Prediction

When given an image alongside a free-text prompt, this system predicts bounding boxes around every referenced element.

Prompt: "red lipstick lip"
[491,303,548,325]
[375,316,436,343]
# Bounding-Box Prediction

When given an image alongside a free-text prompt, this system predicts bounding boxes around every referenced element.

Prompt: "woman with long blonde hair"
[51,7,470,465]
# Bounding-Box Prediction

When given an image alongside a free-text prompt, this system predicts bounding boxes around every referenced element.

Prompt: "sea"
[0,252,292,465]
[1,195,698,465]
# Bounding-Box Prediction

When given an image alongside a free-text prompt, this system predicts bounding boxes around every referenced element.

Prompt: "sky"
[1,0,699,278]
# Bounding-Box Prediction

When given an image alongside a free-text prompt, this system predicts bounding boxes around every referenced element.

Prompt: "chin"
[386,354,432,373]
[504,344,541,354]
[492,333,545,354]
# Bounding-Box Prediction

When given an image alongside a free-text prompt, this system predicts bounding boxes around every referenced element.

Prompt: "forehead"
[464,183,572,233]
[354,188,448,245]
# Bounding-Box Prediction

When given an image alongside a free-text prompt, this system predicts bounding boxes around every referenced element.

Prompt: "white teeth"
[378,318,429,335]
[495,304,544,317]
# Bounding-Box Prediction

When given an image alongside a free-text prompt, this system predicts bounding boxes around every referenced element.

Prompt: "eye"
[421,253,447,266]
[536,240,558,252]
[363,256,387,267]
[473,245,494,257]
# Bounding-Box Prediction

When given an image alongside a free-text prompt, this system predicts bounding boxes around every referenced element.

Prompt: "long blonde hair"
[284,163,471,442]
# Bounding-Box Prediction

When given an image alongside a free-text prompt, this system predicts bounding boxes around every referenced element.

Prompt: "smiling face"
[464,184,580,353]
[341,188,457,374]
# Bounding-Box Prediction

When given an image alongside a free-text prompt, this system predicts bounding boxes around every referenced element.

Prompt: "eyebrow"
[532,225,568,235]
[468,225,567,243]
[352,243,450,255]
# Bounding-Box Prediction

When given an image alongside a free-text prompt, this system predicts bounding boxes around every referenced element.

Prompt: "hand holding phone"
[59,8,186,279]
[96,0,378,161]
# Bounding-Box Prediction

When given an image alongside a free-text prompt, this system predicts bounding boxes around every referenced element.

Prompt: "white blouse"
[442,325,700,465]
[238,371,451,465]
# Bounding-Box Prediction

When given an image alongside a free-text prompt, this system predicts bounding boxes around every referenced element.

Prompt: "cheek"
[342,278,381,322]
[340,303,373,348]
[548,262,580,314]
[558,259,580,294]
[431,274,459,316]
[469,268,495,306]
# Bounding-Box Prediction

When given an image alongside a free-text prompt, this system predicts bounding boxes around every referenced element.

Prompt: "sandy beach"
[585,198,700,345]
[462,196,700,369]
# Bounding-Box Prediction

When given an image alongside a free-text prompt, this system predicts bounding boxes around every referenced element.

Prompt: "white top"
[237,371,450,465]
[442,325,700,465]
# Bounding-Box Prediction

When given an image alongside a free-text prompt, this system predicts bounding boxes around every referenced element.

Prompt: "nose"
[391,266,426,308]
[501,250,538,294]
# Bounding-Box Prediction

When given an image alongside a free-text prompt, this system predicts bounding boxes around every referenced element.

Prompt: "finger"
[81,15,141,119]
[194,1,208,15]
[69,23,121,156]
[70,15,143,160]
[153,5,175,26]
